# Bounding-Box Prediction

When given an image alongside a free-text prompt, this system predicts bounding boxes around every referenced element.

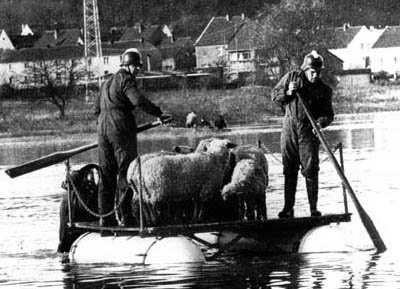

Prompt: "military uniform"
[95,69,162,225]
[271,69,333,215]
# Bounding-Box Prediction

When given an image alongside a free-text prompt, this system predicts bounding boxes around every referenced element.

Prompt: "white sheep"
[126,138,236,226]
[221,145,269,221]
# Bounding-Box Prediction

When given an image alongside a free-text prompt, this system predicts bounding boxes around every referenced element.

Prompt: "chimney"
[343,22,350,31]
[226,14,229,21]
[241,13,245,20]
[54,29,58,39]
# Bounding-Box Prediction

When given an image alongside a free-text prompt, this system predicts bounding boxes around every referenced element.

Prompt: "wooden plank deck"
[71,213,351,236]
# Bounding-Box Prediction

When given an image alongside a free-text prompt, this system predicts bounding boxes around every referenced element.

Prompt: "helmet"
[301,50,324,71]
[120,48,143,67]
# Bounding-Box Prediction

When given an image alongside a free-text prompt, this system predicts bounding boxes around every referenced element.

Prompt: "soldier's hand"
[287,81,298,96]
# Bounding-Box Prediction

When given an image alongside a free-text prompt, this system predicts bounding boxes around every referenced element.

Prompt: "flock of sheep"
[126,138,269,226]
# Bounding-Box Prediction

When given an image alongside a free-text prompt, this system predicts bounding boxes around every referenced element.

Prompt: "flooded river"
[1,111,400,288]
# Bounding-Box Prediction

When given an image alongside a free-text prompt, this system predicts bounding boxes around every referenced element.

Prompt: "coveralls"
[95,69,162,225]
[271,70,334,213]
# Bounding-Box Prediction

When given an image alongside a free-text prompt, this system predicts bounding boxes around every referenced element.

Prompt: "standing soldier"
[95,48,169,226]
[271,50,334,218]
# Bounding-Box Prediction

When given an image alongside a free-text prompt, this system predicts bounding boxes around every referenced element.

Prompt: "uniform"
[96,69,162,225]
[271,69,333,216]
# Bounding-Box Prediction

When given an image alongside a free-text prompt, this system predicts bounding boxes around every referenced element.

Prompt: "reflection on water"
[1,111,400,288]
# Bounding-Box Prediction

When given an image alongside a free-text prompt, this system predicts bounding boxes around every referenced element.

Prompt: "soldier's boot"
[278,174,297,218]
[306,176,321,217]
[98,190,117,227]
[118,187,135,227]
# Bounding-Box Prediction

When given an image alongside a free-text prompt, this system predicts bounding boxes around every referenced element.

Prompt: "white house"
[370,26,400,75]
[329,24,385,70]
[0,29,15,50]
[195,14,247,69]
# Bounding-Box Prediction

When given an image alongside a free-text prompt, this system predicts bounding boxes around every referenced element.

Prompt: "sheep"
[221,145,269,221]
[126,138,236,226]
[221,158,268,221]
[195,139,269,221]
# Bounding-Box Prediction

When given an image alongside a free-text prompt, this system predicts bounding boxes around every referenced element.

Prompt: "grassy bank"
[1,84,400,137]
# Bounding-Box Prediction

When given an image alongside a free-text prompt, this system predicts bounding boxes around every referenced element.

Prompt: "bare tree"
[25,56,86,118]
[257,0,334,77]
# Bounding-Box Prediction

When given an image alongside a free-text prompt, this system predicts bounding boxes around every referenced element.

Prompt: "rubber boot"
[98,188,117,227]
[306,176,321,217]
[118,187,135,227]
[278,174,297,218]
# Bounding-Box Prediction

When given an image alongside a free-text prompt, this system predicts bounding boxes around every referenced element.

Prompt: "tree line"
[0,0,398,39]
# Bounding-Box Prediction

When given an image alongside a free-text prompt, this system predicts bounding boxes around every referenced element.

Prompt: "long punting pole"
[297,92,386,253]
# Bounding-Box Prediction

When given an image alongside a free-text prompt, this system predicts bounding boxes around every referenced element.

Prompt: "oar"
[297,92,386,253]
[5,118,171,178]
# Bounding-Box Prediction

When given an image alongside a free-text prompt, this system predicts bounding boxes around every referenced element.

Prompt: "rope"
[67,173,129,219]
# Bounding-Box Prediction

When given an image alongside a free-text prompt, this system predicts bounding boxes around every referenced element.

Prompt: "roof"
[330,26,362,49]
[372,26,400,48]
[159,37,194,58]
[119,26,142,42]
[10,34,40,49]
[102,40,159,56]
[0,46,84,63]
[195,16,247,47]
[227,21,265,51]
[34,29,83,48]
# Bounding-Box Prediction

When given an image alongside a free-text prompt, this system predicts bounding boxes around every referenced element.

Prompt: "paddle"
[5,117,171,178]
[297,92,386,253]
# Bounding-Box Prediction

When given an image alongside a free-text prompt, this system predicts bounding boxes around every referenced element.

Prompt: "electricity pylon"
[83,0,102,101]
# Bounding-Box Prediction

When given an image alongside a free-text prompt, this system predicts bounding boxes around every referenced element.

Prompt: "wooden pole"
[138,155,144,233]
[338,143,349,214]
[297,93,386,253]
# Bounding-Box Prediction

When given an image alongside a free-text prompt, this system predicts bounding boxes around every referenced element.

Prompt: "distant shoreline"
[1,85,400,139]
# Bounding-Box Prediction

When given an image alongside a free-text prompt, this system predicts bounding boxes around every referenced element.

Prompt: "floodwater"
[1,111,400,288]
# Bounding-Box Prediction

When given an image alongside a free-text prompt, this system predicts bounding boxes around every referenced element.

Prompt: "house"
[101,39,162,74]
[226,20,266,75]
[370,26,400,76]
[10,24,40,50]
[194,14,247,69]
[159,37,195,72]
[0,29,15,50]
[329,24,385,70]
[34,28,83,49]
[0,46,86,88]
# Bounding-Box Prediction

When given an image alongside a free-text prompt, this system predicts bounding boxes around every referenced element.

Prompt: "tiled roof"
[34,29,82,48]
[195,16,246,46]
[0,38,161,63]
[227,21,265,51]
[102,40,159,56]
[0,46,84,63]
[330,26,362,49]
[10,34,40,49]
[119,26,142,42]
[372,26,400,48]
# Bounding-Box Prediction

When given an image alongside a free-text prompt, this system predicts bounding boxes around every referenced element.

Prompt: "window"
[56,72,61,82]
[242,51,251,60]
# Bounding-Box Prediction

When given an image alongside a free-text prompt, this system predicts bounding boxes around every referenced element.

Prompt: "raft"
[68,213,351,264]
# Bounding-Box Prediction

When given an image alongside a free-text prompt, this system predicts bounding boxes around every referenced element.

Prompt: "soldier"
[95,48,169,226]
[271,50,334,218]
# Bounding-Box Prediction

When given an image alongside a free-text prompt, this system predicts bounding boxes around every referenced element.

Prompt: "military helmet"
[301,50,324,71]
[120,48,143,67]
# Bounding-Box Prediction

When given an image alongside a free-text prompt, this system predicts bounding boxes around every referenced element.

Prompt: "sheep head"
[195,138,236,153]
